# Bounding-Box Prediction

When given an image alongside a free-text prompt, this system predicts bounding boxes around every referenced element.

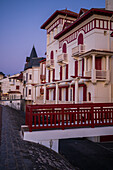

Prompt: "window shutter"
[53,88,56,100]
[75,61,78,77]
[60,66,62,80]
[82,58,84,77]
[66,87,68,101]
[53,69,55,81]
[66,64,68,79]
[46,89,49,100]
[48,70,50,82]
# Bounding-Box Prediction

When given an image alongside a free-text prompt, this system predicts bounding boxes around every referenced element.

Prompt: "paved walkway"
[0,106,77,170]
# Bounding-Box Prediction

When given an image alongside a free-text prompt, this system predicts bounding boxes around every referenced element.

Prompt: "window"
[26,73,28,82]
[16,86,19,90]
[29,89,31,95]
[29,74,32,80]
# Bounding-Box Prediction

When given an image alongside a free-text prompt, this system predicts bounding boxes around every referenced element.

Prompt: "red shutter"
[53,88,56,100]
[48,70,50,82]
[95,57,101,70]
[59,88,62,101]
[46,89,49,100]
[83,85,87,101]
[78,33,83,45]
[66,87,68,101]
[73,86,75,102]
[75,61,78,77]
[66,64,68,79]
[60,66,62,80]
[53,69,55,81]
[82,58,84,77]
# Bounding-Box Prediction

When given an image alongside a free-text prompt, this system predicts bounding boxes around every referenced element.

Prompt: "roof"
[8,91,21,94]
[0,72,5,76]
[54,8,113,39]
[78,8,88,17]
[24,46,45,70]
[39,58,46,63]
[30,46,38,58]
[41,9,78,29]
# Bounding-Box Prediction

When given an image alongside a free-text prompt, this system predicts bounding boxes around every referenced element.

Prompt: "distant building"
[23,46,45,104]
[0,73,23,109]
[0,72,5,80]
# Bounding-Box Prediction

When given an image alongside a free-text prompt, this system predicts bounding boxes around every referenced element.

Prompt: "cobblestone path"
[0,106,77,170]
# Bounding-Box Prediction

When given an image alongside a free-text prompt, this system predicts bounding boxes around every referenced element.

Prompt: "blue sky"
[0,0,105,75]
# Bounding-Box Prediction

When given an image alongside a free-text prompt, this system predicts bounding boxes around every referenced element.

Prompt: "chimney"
[105,0,113,11]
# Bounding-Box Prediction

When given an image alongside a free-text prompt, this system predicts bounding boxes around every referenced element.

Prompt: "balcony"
[85,70,109,82]
[72,44,85,57]
[57,53,68,64]
[46,59,54,69]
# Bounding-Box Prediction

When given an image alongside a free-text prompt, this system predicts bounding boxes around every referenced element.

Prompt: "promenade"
[0,105,76,170]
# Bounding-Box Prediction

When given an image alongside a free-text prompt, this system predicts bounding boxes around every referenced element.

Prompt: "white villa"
[40,0,113,104]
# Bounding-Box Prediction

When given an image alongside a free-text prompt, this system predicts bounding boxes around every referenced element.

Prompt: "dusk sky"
[0,0,105,76]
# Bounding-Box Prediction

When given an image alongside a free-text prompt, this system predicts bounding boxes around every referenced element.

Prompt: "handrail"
[26,103,113,132]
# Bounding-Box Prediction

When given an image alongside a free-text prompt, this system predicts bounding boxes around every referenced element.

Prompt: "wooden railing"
[25,103,113,132]
[57,53,68,63]
[72,44,85,56]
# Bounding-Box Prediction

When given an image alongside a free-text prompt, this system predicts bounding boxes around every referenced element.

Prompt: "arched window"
[50,51,54,59]
[78,33,83,45]
[62,43,67,53]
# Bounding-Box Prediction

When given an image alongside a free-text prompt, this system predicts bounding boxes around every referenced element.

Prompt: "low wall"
[21,126,113,152]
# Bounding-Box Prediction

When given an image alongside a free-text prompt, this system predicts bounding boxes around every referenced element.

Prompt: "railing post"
[91,106,94,128]
[62,106,64,130]
[29,107,32,132]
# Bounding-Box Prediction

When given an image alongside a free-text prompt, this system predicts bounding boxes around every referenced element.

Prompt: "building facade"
[41,5,113,104]
[23,46,45,104]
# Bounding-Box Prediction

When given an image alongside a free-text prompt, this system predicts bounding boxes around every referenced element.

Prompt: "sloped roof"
[30,46,38,58]
[54,8,113,39]
[24,46,45,70]
[0,72,5,76]
[41,9,78,29]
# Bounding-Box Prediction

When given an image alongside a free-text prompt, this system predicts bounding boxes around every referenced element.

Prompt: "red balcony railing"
[26,103,113,132]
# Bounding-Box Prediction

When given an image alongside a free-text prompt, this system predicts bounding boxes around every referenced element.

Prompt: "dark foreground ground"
[1,105,113,170]
[0,105,76,170]
[59,137,113,170]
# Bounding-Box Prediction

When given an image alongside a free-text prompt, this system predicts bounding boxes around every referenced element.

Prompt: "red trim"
[39,58,46,63]
[41,10,78,29]
[60,66,62,80]
[82,58,84,77]
[75,61,78,77]
[54,8,113,39]
[47,86,55,89]
[83,84,87,101]
[48,70,50,82]
[66,87,68,101]
[66,64,68,79]
[78,33,83,45]
[53,69,55,81]
[53,88,56,100]
[46,89,49,100]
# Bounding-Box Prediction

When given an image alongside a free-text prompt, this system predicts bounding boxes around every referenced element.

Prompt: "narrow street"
[0,105,76,170]
[59,138,113,170]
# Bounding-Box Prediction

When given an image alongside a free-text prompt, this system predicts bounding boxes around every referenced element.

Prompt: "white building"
[23,46,45,104]
[41,3,113,104]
